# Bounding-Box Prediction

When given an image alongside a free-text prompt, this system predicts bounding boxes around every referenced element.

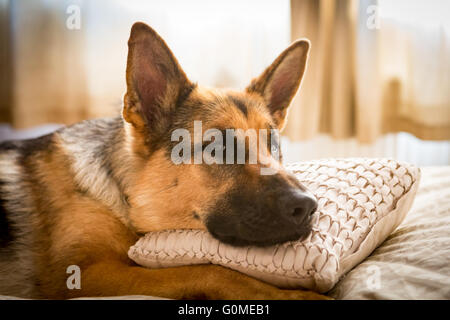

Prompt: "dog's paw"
[196,265,331,300]
[211,266,332,300]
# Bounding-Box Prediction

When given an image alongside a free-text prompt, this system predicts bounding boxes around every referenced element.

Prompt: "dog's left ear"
[123,22,193,131]
[246,39,310,130]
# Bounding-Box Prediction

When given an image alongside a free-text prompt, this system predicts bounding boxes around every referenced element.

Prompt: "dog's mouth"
[209,231,308,247]
[207,216,313,247]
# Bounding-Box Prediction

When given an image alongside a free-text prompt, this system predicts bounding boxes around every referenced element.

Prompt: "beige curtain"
[285,0,450,143]
[2,0,449,142]
[0,0,291,129]
[1,0,89,128]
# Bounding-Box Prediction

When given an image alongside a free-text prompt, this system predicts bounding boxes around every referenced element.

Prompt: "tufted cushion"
[128,158,420,293]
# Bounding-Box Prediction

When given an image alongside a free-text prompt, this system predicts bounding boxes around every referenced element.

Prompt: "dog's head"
[124,22,315,246]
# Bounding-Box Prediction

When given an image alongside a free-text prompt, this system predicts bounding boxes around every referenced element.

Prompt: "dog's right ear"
[123,22,193,131]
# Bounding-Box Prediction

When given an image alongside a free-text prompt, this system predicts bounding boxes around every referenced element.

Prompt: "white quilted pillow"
[128,158,420,293]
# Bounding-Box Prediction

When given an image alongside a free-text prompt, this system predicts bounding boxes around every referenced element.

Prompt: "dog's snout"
[285,192,318,222]
[205,185,318,247]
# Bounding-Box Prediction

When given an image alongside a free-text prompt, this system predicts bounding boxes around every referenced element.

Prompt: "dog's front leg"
[68,261,329,300]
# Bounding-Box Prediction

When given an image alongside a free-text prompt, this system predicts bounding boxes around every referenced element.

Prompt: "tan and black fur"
[0,22,328,299]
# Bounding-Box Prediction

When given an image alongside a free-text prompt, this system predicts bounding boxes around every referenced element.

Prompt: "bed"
[0,124,449,300]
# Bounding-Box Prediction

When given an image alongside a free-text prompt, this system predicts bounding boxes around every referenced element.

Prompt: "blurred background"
[0,0,449,166]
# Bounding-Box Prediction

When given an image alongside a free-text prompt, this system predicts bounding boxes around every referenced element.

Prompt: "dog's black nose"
[284,192,318,223]
[206,186,318,247]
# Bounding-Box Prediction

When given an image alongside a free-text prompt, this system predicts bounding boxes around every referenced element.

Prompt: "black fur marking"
[0,134,56,248]
[18,133,54,159]
[0,132,56,172]
[0,140,21,152]
[229,96,248,117]
[176,82,197,110]
[0,180,14,248]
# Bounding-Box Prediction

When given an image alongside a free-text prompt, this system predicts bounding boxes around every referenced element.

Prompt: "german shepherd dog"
[0,22,328,299]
